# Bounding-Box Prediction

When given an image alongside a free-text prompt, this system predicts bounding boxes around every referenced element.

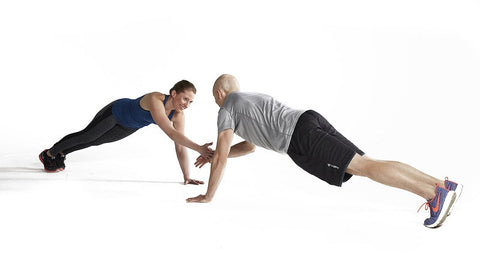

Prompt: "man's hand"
[184,179,204,185]
[187,129,234,204]
[194,155,211,168]
[186,194,211,203]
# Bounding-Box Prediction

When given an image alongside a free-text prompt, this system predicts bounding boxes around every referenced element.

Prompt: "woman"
[39,80,213,185]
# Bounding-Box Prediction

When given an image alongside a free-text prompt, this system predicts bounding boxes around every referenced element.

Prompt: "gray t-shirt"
[217,92,305,153]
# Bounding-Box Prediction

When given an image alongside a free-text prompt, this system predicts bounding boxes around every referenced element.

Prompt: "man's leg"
[346,153,460,227]
[346,153,443,200]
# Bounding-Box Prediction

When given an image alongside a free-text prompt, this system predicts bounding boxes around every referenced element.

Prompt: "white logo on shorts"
[327,163,340,170]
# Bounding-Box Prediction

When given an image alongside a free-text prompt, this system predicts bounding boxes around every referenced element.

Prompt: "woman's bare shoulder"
[140,92,166,110]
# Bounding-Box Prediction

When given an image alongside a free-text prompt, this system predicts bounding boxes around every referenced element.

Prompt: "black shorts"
[287,110,364,187]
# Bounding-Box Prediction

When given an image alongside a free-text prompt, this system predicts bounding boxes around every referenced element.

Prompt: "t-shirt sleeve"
[217,108,235,133]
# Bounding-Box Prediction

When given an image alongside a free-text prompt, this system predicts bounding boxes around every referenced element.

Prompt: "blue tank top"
[112,95,175,129]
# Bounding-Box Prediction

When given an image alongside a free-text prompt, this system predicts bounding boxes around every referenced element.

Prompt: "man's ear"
[216,89,224,99]
[171,90,177,98]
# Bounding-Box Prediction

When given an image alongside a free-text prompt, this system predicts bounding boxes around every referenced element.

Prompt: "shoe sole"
[447,184,463,216]
[39,151,62,173]
[425,191,456,228]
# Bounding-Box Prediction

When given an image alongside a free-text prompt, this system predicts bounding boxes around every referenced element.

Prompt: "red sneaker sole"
[39,151,62,173]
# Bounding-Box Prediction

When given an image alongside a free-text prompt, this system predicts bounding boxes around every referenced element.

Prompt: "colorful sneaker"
[444,177,463,216]
[418,184,456,228]
[39,149,62,172]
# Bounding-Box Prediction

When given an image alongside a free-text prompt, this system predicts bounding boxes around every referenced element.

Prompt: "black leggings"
[49,101,138,156]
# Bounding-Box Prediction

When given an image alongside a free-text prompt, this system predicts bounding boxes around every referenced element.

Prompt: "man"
[187,74,463,228]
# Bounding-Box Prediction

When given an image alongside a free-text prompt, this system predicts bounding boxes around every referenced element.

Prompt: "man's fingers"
[186,194,206,203]
[186,197,198,202]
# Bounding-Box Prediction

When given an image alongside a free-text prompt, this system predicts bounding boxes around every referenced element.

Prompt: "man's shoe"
[420,185,456,228]
[444,177,463,215]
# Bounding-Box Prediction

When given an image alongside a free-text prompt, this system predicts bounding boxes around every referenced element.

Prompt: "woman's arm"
[145,93,213,158]
[172,112,204,185]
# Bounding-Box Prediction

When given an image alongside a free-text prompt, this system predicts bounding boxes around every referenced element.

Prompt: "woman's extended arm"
[145,93,213,158]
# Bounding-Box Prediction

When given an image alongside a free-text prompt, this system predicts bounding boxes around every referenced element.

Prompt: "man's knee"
[346,154,375,177]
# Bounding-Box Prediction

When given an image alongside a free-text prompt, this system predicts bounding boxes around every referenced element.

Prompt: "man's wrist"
[204,194,214,202]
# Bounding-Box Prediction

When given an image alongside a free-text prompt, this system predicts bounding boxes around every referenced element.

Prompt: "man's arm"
[228,141,256,158]
[187,129,234,203]
[194,140,255,168]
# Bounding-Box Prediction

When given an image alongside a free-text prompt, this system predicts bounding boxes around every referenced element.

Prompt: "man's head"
[213,74,240,106]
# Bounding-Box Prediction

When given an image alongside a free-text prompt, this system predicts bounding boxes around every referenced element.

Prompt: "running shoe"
[444,177,463,215]
[419,184,456,228]
[39,149,62,172]
[55,153,66,171]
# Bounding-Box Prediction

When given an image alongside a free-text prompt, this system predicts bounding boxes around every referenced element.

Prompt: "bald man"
[187,74,462,228]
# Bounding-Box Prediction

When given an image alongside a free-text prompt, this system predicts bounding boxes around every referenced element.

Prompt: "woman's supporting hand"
[184,178,205,185]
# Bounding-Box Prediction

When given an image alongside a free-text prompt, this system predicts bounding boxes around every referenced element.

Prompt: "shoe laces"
[417,184,440,213]
[417,198,434,213]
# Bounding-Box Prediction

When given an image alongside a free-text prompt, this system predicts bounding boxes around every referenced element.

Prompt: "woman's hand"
[184,178,204,185]
[198,142,214,159]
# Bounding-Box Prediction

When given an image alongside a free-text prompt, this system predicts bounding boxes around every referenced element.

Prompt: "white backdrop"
[1,1,479,269]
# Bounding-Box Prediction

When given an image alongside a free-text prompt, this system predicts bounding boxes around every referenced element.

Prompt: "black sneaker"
[39,149,62,172]
[56,153,66,171]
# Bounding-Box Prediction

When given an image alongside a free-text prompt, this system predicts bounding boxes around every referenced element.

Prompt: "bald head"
[213,74,240,94]
[212,74,240,106]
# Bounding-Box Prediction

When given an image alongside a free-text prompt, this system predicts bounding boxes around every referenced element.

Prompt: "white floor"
[1,136,478,270]
[1,1,479,269]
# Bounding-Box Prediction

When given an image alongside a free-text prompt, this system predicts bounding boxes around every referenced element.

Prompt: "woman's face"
[172,89,195,111]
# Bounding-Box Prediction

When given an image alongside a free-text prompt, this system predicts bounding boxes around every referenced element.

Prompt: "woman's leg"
[42,101,139,171]
[48,102,117,156]
[61,123,137,154]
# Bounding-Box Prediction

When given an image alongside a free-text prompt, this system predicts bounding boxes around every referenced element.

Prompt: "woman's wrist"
[194,144,202,154]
